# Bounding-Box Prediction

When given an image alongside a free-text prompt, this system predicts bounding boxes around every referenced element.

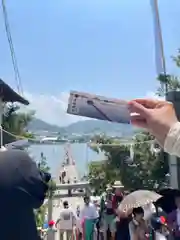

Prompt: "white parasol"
[118,190,162,214]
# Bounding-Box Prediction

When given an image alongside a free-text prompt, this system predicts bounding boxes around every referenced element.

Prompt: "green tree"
[88,160,109,194]
[157,50,180,96]
[2,103,34,141]
[38,152,50,172]
[172,49,180,68]
[34,152,56,227]
[38,152,56,197]
[88,132,169,192]
[35,204,47,228]
[88,136,129,192]
[128,133,169,190]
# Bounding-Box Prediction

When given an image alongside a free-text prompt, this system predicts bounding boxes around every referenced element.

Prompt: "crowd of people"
[1,98,180,240]
[43,187,180,240]
[45,183,125,240]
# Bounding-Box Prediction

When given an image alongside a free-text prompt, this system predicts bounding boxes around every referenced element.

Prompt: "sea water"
[29,143,104,177]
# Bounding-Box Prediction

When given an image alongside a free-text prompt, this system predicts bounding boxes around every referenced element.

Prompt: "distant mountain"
[58,120,134,137]
[28,118,61,132]
[28,118,134,137]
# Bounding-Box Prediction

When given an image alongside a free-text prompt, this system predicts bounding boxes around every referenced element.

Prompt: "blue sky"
[0,0,180,125]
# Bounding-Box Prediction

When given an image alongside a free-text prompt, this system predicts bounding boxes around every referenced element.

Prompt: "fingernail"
[127,101,134,106]
[127,102,133,109]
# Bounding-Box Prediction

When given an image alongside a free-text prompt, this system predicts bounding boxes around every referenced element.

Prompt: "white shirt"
[155,232,167,240]
[57,208,76,230]
[79,203,99,221]
[47,229,56,239]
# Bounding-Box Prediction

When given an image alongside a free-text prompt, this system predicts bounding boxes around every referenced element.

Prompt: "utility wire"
[1,0,23,95]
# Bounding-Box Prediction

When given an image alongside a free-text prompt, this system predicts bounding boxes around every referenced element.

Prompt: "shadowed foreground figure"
[0,149,49,240]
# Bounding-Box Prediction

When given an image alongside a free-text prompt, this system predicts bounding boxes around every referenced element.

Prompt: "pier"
[47,144,90,240]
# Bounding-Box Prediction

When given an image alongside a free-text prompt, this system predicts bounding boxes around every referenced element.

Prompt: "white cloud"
[20,91,86,126]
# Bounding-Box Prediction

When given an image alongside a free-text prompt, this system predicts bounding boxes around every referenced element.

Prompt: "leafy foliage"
[157,50,180,96]
[35,204,46,227]
[88,133,169,193]
[172,49,180,67]
[157,74,180,96]
[2,103,34,138]
[34,152,56,227]
[38,153,57,196]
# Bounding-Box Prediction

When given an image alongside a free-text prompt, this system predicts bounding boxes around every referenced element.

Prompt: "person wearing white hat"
[100,185,115,240]
[111,181,128,240]
[112,181,124,210]
[112,180,124,190]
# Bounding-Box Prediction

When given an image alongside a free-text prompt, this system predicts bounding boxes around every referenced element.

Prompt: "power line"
[1,0,24,95]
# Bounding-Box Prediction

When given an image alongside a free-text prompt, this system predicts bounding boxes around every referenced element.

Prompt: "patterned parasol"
[118,190,162,214]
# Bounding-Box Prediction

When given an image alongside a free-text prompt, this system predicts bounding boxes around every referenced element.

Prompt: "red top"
[112,194,123,211]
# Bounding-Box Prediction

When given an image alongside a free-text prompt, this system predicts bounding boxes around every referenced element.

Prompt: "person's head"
[132,207,144,221]
[106,185,112,194]
[114,188,122,195]
[63,201,69,208]
[84,195,90,205]
[113,181,124,196]
[151,216,169,235]
[175,194,180,208]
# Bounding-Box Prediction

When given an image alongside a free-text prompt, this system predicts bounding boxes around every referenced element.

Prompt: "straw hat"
[112,180,124,188]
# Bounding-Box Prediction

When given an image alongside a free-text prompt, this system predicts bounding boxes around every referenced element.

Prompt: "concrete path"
[52,162,84,240]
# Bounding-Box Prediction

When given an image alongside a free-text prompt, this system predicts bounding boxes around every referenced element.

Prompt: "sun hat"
[112,180,124,188]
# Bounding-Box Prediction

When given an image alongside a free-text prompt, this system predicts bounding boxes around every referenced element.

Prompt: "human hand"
[128,99,178,146]
[115,216,120,222]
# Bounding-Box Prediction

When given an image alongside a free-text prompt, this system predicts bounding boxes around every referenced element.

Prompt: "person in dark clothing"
[151,216,170,240]
[114,215,131,240]
[112,189,131,239]
[0,149,49,240]
[59,175,62,183]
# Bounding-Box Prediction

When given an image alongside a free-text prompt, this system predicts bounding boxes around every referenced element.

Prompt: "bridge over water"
[46,144,90,240]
